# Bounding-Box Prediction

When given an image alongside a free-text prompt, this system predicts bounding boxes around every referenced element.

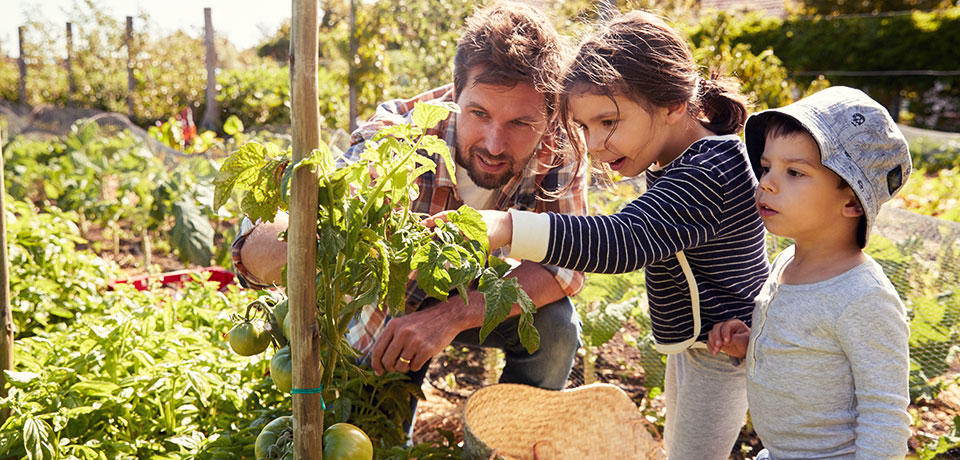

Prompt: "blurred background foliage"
[1,0,958,133]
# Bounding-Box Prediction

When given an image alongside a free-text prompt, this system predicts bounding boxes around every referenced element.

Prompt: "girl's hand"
[423,209,514,252]
[707,319,750,359]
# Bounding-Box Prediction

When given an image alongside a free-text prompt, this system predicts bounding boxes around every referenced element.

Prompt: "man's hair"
[453,2,567,119]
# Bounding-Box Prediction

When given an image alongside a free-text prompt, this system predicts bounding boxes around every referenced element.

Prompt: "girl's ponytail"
[697,75,749,136]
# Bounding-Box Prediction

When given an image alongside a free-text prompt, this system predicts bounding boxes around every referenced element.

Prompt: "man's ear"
[842,196,865,218]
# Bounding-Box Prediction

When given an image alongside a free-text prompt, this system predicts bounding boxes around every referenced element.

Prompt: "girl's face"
[568,91,673,177]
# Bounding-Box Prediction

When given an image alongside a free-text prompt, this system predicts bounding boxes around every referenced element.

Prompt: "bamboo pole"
[0,135,14,424]
[200,8,220,131]
[289,0,323,457]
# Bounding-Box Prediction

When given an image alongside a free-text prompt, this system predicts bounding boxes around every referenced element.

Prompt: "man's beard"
[455,145,523,190]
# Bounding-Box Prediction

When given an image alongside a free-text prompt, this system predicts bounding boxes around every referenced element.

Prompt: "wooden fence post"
[200,8,220,131]
[290,0,324,458]
[17,27,26,106]
[0,135,14,425]
[348,0,358,132]
[125,17,135,117]
[66,22,76,97]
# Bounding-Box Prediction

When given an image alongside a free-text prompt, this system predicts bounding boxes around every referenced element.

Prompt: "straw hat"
[462,383,665,460]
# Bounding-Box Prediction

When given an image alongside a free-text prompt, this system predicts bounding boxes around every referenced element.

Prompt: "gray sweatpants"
[663,348,748,460]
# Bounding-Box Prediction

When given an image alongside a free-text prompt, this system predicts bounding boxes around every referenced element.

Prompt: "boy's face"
[756,131,862,245]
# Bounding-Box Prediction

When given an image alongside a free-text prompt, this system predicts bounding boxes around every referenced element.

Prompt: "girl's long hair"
[559,11,749,170]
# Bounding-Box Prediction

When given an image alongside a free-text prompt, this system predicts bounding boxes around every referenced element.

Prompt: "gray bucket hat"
[744,86,912,248]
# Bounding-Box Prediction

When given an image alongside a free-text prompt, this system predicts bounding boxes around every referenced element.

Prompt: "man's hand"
[423,209,513,252]
[707,319,750,359]
[369,300,474,375]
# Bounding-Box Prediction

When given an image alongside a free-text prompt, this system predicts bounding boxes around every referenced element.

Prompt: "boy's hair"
[763,113,849,190]
[558,10,749,163]
[453,2,568,120]
[745,86,912,248]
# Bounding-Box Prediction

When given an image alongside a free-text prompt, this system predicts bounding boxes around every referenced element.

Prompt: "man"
[233,2,587,395]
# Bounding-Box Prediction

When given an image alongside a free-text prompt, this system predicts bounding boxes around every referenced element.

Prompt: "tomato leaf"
[171,197,214,266]
[412,100,453,130]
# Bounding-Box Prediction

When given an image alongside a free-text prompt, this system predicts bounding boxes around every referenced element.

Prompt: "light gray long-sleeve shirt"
[746,245,911,459]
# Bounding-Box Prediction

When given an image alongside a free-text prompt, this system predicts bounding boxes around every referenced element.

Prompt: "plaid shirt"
[235,84,588,355]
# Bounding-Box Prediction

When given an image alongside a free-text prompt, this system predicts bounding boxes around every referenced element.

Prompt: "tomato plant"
[214,101,538,448]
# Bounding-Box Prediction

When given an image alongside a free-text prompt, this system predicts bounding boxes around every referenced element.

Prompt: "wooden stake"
[200,8,220,131]
[66,22,76,97]
[126,17,135,117]
[348,0,358,132]
[17,27,25,105]
[0,134,14,424]
[290,0,323,457]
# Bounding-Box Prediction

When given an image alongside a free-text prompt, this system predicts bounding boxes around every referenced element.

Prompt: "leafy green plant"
[4,198,118,335]
[0,279,271,459]
[213,101,538,444]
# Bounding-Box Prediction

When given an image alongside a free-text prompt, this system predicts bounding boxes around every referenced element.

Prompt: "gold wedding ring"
[398,357,411,364]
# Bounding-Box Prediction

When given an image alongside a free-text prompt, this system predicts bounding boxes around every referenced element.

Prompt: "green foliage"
[0,280,270,459]
[686,11,805,112]
[374,430,465,459]
[214,101,538,401]
[216,63,291,128]
[692,7,960,129]
[798,0,953,15]
[896,167,960,223]
[3,122,222,266]
[861,234,960,401]
[4,197,118,335]
[909,135,960,172]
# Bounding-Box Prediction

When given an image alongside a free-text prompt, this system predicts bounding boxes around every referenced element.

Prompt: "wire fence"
[568,176,960,458]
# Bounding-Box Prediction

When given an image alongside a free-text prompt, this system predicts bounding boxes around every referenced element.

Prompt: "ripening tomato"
[228,319,271,356]
[323,423,373,460]
[254,415,292,459]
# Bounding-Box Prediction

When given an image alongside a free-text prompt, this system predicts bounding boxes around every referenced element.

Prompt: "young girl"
[443,11,771,459]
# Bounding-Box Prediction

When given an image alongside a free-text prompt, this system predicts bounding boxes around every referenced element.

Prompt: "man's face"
[455,69,549,189]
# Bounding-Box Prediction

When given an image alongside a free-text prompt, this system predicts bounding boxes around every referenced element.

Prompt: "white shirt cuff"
[506,209,551,262]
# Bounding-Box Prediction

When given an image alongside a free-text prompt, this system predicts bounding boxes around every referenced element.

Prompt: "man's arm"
[369,260,564,375]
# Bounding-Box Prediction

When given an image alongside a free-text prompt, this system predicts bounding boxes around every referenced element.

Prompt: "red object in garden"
[108,267,236,292]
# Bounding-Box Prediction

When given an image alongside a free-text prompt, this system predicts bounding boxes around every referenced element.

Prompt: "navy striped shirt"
[543,136,770,347]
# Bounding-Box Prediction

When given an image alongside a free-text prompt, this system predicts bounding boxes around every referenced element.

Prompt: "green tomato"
[270,346,293,393]
[272,299,289,338]
[323,423,373,460]
[282,312,292,340]
[228,319,271,356]
[254,415,292,459]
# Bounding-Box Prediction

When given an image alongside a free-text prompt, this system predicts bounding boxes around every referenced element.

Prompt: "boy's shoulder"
[770,247,902,309]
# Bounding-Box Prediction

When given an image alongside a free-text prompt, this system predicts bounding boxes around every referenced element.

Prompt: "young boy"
[708,86,912,459]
